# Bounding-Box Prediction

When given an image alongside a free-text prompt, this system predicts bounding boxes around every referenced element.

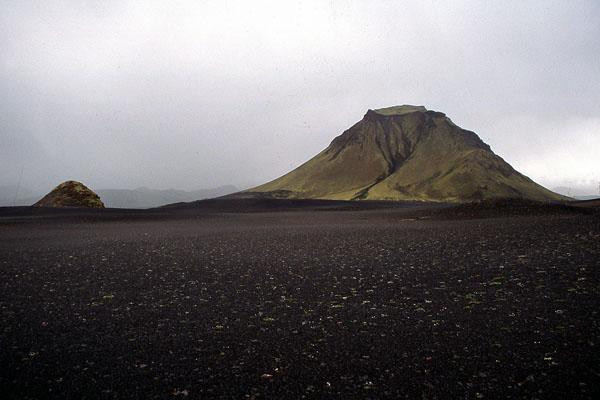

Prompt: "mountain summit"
[34,181,105,208]
[250,105,565,202]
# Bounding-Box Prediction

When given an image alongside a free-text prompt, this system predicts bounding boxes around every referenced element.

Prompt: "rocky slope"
[250,105,566,202]
[34,181,104,208]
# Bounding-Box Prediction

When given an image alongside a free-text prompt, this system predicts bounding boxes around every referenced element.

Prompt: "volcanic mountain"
[250,105,565,202]
[34,181,105,208]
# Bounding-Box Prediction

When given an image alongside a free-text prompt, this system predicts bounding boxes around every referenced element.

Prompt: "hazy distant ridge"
[97,186,237,208]
[0,185,237,208]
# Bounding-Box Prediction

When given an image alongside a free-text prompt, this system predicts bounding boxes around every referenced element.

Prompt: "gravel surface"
[1,209,599,399]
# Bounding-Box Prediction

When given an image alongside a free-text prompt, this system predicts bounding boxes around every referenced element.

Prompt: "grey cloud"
[1,1,599,196]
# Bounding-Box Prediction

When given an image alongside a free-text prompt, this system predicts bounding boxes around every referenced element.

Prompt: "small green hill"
[34,181,105,208]
[249,105,567,202]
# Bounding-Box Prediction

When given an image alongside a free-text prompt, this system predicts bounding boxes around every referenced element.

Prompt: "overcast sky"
[1,0,599,195]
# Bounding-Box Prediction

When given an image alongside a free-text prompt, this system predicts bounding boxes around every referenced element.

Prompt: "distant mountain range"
[0,185,237,208]
[0,185,40,207]
[552,186,599,200]
[97,186,237,208]
[572,195,599,201]
[2,105,596,207]
[250,105,566,202]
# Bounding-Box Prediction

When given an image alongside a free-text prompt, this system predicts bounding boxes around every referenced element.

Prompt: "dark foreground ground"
[1,201,599,399]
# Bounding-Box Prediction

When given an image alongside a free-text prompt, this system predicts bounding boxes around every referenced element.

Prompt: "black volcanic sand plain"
[1,201,599,399]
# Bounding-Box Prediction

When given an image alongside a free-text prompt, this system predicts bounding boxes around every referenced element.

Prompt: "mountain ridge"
[96,185,237,208]
[0,185,237,208]
[250,105,566,202]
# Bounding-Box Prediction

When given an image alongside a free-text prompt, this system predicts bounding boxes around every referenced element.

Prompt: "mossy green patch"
[249,106,567,203]
[373,105,427,116]
[34,180,105,208]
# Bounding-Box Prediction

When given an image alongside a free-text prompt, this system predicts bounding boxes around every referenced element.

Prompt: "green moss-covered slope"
[34,181,105,208]
[249,105,567,202]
